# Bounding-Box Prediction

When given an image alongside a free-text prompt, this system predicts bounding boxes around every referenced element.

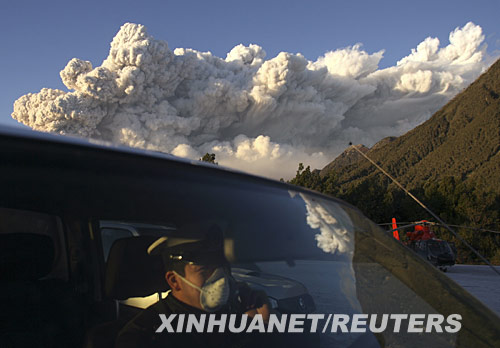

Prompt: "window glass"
[93,185,496,347]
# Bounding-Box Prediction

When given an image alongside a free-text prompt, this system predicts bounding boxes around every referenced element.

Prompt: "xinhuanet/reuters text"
[155,313,462,334]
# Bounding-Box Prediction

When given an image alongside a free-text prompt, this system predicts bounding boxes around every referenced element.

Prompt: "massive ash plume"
[12,22,490,179]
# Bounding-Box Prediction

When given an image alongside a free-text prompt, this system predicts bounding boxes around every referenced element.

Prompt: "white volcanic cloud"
[299,193,353,256]
[12,22,490,179]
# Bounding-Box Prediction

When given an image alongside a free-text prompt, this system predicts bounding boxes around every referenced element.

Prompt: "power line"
[350,143,500,277]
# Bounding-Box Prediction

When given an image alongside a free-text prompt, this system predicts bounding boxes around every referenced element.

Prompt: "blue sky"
[1,0,498,127]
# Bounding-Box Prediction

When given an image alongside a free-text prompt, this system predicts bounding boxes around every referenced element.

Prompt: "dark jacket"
[115,293,255,348]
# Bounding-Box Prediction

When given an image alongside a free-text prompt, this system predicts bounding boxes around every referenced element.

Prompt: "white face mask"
[173,267,230,312]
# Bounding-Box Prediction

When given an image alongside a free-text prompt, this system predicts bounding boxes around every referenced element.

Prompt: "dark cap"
[147,234,227,266]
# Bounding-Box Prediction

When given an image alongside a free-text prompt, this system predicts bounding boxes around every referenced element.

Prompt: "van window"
[0,207,67,280]
[101,228,134,262]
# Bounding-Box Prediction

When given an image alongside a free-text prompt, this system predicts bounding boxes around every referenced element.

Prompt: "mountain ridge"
[326,59,500,194]
[290,59,500,263]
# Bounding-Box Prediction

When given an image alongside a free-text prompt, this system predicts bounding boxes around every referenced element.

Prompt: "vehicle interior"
[1,130,500,348]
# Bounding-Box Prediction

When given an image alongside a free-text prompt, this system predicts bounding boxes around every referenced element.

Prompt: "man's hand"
[236,283,271,322]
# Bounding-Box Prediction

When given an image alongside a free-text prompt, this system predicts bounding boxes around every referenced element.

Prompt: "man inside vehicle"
[114,228,270,348]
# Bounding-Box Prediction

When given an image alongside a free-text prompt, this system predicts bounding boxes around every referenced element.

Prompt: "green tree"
[288,163,323,192]
[200,153,217,164]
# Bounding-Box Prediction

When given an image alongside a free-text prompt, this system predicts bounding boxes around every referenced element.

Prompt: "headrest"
[105,236,169,300]
[0,233,54,281]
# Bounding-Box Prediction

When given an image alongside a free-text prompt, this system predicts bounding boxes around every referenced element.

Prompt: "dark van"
[1,126,499,348]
